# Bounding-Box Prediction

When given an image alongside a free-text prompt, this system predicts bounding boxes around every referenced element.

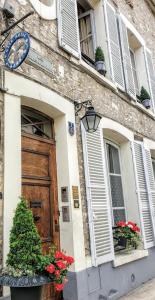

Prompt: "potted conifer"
[95,46,106,76]
[137,86,151,109]
[0,198,74,300]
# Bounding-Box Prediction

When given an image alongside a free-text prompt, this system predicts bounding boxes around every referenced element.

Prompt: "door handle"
[33,215,41,222]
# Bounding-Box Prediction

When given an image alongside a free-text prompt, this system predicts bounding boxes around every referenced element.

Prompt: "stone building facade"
[0,0,155,299]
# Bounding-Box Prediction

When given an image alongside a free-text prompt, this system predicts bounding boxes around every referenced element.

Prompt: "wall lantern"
[74,100,101,133]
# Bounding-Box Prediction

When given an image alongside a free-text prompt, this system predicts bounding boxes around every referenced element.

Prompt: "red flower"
[55,269,60,279]
[117,221,126,227]
[55,283,64,291]
[65,256,74,265]
[46,264,55,274]
[63,277,68,284]
[56,260,66,270]
[55,251,66,260]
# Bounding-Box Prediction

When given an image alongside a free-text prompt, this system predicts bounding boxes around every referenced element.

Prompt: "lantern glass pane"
[94,115,101,131]
[81,116,89,131]
[86,115,95,132]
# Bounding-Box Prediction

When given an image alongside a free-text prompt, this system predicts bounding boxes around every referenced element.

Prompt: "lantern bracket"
[74,100,92,116]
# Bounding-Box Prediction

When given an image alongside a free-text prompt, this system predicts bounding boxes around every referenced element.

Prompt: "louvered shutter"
[132,142,154,248]
[145,149,155,234]
[118,18,136,98]
[58,0,80,58]
[104,2,125,89]
[81,124,114,266]
[145,49,155,110]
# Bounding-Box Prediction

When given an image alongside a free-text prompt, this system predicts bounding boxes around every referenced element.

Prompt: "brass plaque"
[72,186,79,200]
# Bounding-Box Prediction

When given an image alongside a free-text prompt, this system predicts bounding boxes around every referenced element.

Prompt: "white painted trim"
[113,250,148,268]
[28,0,56,20]
[100,117,134,142]
[120,13,145,46]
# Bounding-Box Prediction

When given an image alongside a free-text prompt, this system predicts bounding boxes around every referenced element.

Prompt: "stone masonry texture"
[0,0,155,257]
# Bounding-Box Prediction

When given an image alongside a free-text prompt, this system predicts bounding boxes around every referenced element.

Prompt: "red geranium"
[55,283,64,291]
[55,269,60,279]
[117,221,126,227]
[55,251,66,260]
[56,260,66,270]
[65,256,75,265]
[46,264,55,274]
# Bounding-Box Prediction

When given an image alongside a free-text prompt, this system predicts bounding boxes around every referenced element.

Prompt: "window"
[77,1,95,65]
[106,142,126,225]
[21,107,54,139]
[130,49,139,96]
[152,159,155,180]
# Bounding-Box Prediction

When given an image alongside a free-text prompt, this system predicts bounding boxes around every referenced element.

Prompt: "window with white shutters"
[78,1,96,65]
[106,142,126,225]
[81,124,114,266]
[132,142,155,249]
[104,2,125,89]
[145,49,155,111]
[58,0,81,58]
[118,19,136,98]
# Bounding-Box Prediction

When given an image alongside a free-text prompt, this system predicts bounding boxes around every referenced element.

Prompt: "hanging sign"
[4,31,30,70]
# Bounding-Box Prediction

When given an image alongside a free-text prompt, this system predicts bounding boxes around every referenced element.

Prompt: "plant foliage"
[6,198,43,276]
[113,221,141,251]
[3,198,75,292]
[138,86,150,102]
[95,46,105,62]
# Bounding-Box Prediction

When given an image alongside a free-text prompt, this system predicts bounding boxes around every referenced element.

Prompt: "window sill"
[133,101,155,120]
[70,57,155,120]
[113,249,148,268]
[70,57,117,93]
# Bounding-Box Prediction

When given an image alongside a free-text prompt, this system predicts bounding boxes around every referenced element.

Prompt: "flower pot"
[10,286,42,300]
[117,237,127,248]
[95,61,106,76]
[0,275,51,300]
[142,99,150,109]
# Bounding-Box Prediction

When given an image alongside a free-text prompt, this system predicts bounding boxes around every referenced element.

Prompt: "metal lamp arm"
[74,100,92,116]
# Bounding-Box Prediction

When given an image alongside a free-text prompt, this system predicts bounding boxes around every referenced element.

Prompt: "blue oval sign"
[4,31,30,70]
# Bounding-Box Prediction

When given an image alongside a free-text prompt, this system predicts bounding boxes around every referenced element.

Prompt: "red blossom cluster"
[45,251,74,292]
[117,221,140,233]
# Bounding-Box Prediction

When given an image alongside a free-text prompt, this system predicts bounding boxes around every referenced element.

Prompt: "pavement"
[120,278,155,299]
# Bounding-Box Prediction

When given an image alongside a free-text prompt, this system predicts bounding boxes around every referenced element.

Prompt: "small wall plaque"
[72,186,79,200]
[72,186,80,208]
[62,206,70,222]
[27,48,53,74]
[61,187,68,202]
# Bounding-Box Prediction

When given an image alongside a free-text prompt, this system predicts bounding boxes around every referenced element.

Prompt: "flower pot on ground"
[137,86,151,109]
[95,47,106,76]
[113,221,141,252]
[0,198,74,299]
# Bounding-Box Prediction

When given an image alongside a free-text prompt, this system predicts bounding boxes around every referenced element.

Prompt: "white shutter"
[145,149,155,233]
[118,18,136,98]
[132,142,154,249]
[81,124,114,266]
[104,2,125,89]
[58,0,80,58]
[145,49,155,110]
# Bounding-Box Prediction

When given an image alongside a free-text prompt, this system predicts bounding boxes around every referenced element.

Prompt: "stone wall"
[0,0,155,255]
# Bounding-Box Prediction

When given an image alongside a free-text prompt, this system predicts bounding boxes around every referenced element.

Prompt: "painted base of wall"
[63,248,155,300]
[0,297,10,300]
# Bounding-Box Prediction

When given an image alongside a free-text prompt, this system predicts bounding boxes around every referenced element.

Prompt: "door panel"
[22,133,60,300]
[22,151,49,177]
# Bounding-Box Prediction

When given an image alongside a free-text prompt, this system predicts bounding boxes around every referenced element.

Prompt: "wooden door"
[22,133,60,300]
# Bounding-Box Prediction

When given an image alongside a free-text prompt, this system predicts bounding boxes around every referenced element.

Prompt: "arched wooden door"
[21,107,60,300]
